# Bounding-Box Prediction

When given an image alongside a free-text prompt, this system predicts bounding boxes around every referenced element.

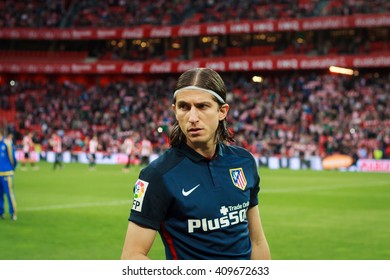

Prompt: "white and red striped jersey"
[140,139,153,157]
[51,135,62,153]
[123,138,135,155]
[89,137,99,154]
[23,134,34,153]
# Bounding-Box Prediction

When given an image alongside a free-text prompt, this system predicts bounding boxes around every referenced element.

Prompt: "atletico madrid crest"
[229,168,247,190]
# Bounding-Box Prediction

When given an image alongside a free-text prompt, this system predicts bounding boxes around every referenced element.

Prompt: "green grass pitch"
[1,162,389,260]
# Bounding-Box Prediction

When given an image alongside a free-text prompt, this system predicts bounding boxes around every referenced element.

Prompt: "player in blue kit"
[121,68,270,260]
[0,130,18,220]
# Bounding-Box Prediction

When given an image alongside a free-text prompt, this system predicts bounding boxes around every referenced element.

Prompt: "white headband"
[173,86,225,104]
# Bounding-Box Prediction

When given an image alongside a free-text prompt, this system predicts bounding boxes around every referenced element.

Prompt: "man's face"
[172,89,229,151]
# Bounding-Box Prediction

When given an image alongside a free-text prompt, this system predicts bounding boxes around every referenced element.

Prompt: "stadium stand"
[1,72,388,161]
[0,0,389,164]
[2,0,388,28]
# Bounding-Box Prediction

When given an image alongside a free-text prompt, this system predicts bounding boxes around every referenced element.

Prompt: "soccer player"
[88,135,99,170]
[50,132,62,170]
[139,136,153,166]
[122,135,135,172]
[0,130,18,220]
[121,68,270,260]
[21,132,37,170]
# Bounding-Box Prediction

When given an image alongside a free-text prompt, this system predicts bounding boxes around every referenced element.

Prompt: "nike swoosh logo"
[182,184,200,196]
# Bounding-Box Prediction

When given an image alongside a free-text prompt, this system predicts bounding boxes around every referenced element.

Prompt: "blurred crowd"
[1,71,389,161]
[0,0,389,28]
[1,0,388,68]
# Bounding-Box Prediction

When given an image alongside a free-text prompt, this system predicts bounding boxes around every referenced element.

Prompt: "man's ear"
[219,104,229,120]
[171,103,176,114]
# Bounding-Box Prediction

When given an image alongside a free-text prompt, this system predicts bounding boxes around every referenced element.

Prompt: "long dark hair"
[170,68,234,147]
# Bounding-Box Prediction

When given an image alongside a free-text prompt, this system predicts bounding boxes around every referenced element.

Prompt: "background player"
[122,134,135,172]
[88,135,99,170]
[139,135,153,166]
[50,131,63,170]
[21,132,37,170]
[0,130,18,220]
[121,68,270,260]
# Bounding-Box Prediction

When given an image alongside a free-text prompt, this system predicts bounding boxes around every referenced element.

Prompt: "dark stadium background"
[0,0,389,260]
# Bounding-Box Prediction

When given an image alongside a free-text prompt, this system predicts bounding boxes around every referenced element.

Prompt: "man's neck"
[189,143,217,160]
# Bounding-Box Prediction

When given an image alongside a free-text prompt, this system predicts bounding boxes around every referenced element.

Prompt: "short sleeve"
[129,166,171,230]
[249,157,260,207]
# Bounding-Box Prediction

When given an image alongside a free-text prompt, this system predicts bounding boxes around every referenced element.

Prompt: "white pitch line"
[19,200,131,212]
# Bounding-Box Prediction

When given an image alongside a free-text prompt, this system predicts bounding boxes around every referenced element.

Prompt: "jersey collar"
[177,143,225,162]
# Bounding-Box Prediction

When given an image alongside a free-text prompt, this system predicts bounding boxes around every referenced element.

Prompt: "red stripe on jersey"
[160,222,178,260]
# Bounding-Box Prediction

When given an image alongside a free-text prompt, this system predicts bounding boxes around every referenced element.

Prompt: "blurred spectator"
[4,71,389,162]
[1,0,388,28]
